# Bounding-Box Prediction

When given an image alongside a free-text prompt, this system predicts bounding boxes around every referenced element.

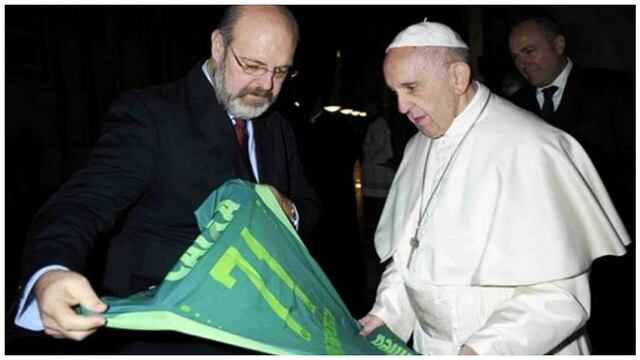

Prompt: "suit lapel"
[252,116,270,184]
[523,86,541,115]
[555,66,584,125]
[187,62,254,182]
[512,85,540,115]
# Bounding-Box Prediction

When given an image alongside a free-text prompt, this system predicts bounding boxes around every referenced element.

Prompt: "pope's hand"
[35,270,107,341]
[358,314,385,336]
[459,344,478,355]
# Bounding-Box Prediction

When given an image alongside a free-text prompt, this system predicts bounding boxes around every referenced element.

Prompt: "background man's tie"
[541,85,558,121]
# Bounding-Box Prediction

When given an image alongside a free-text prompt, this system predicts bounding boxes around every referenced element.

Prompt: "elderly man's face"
[383,47,457,139]
[509,20,566,88]
[212,6,296,119]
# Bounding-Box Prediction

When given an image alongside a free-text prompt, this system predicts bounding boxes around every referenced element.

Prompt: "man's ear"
[211,29,225,64]
[450,61,472,94]
[553,34,566,56]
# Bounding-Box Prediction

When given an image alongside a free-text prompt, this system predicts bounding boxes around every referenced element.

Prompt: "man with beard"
[14,5,320,353]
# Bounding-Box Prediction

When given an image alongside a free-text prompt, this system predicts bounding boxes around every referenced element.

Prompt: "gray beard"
[212,59,275,119]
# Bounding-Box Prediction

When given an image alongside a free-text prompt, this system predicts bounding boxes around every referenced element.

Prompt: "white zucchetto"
[386,18,469,52]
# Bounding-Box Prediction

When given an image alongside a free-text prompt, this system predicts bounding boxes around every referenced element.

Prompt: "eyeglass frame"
[227,45,299,80]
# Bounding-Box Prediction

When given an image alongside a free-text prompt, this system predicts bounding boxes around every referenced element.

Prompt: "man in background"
[508,14,634,234]
[508,16,635,353]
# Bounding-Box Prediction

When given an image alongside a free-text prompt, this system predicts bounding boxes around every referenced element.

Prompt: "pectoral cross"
[406,235,420,269]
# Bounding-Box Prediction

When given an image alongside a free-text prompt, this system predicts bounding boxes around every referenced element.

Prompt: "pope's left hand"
[459,345,477,355]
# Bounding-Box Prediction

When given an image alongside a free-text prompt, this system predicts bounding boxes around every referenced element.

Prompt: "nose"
[397,96,411,115]
[255,71,275,91]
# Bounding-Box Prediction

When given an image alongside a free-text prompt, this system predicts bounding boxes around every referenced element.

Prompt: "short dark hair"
[217,5,300,46]
[511,14,564,38]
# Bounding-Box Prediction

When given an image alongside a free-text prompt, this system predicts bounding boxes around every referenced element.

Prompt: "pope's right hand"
[358,313,385,336]
[35,270,107,341]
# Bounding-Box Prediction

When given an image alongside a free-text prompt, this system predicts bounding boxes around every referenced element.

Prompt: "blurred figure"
[358,19,629,355]
[300,99,368,317]
[361,105,395,201]
[500,70,526,97]
[359,104,396,303]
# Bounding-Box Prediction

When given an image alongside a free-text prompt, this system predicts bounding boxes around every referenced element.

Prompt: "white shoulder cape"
[375,90,630,286]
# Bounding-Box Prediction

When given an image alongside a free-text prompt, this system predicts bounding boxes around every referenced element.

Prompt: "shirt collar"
[202,59,213,85]
[441,81,490,141]
[536,58,573,95]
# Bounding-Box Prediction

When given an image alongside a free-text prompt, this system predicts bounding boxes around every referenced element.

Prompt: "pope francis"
[357,20,630,355]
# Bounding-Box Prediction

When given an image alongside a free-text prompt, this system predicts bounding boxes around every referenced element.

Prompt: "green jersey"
[83,179,416,355]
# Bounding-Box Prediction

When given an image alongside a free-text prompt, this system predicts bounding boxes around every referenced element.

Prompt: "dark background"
[5,5,635,355]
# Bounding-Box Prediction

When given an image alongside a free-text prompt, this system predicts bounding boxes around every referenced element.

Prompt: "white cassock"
[370,83,630,355]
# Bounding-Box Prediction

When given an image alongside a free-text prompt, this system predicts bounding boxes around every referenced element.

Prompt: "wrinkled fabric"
[371,83,629,354]
[82,180,415,355]
[372,261,591,355]
[376,84,628,285]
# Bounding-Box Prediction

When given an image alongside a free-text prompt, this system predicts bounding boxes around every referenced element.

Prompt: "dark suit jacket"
[24,62,321,296]
[510,65,635,231]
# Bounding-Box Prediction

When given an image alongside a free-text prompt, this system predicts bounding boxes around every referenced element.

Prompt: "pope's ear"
[450,61,472,94]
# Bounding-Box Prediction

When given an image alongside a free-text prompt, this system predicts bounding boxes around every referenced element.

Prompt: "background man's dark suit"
[509,64,635,355]
[23,62,321,299]
[510,65,634,232]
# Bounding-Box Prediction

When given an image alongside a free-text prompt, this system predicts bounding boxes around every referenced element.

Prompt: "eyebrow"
[240,55,292,69]
[240,56,267,66]
[515,44,535,53]
[400,81,418,88]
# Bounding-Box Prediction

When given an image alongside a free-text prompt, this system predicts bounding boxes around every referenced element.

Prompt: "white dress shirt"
[535,58,573,111]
